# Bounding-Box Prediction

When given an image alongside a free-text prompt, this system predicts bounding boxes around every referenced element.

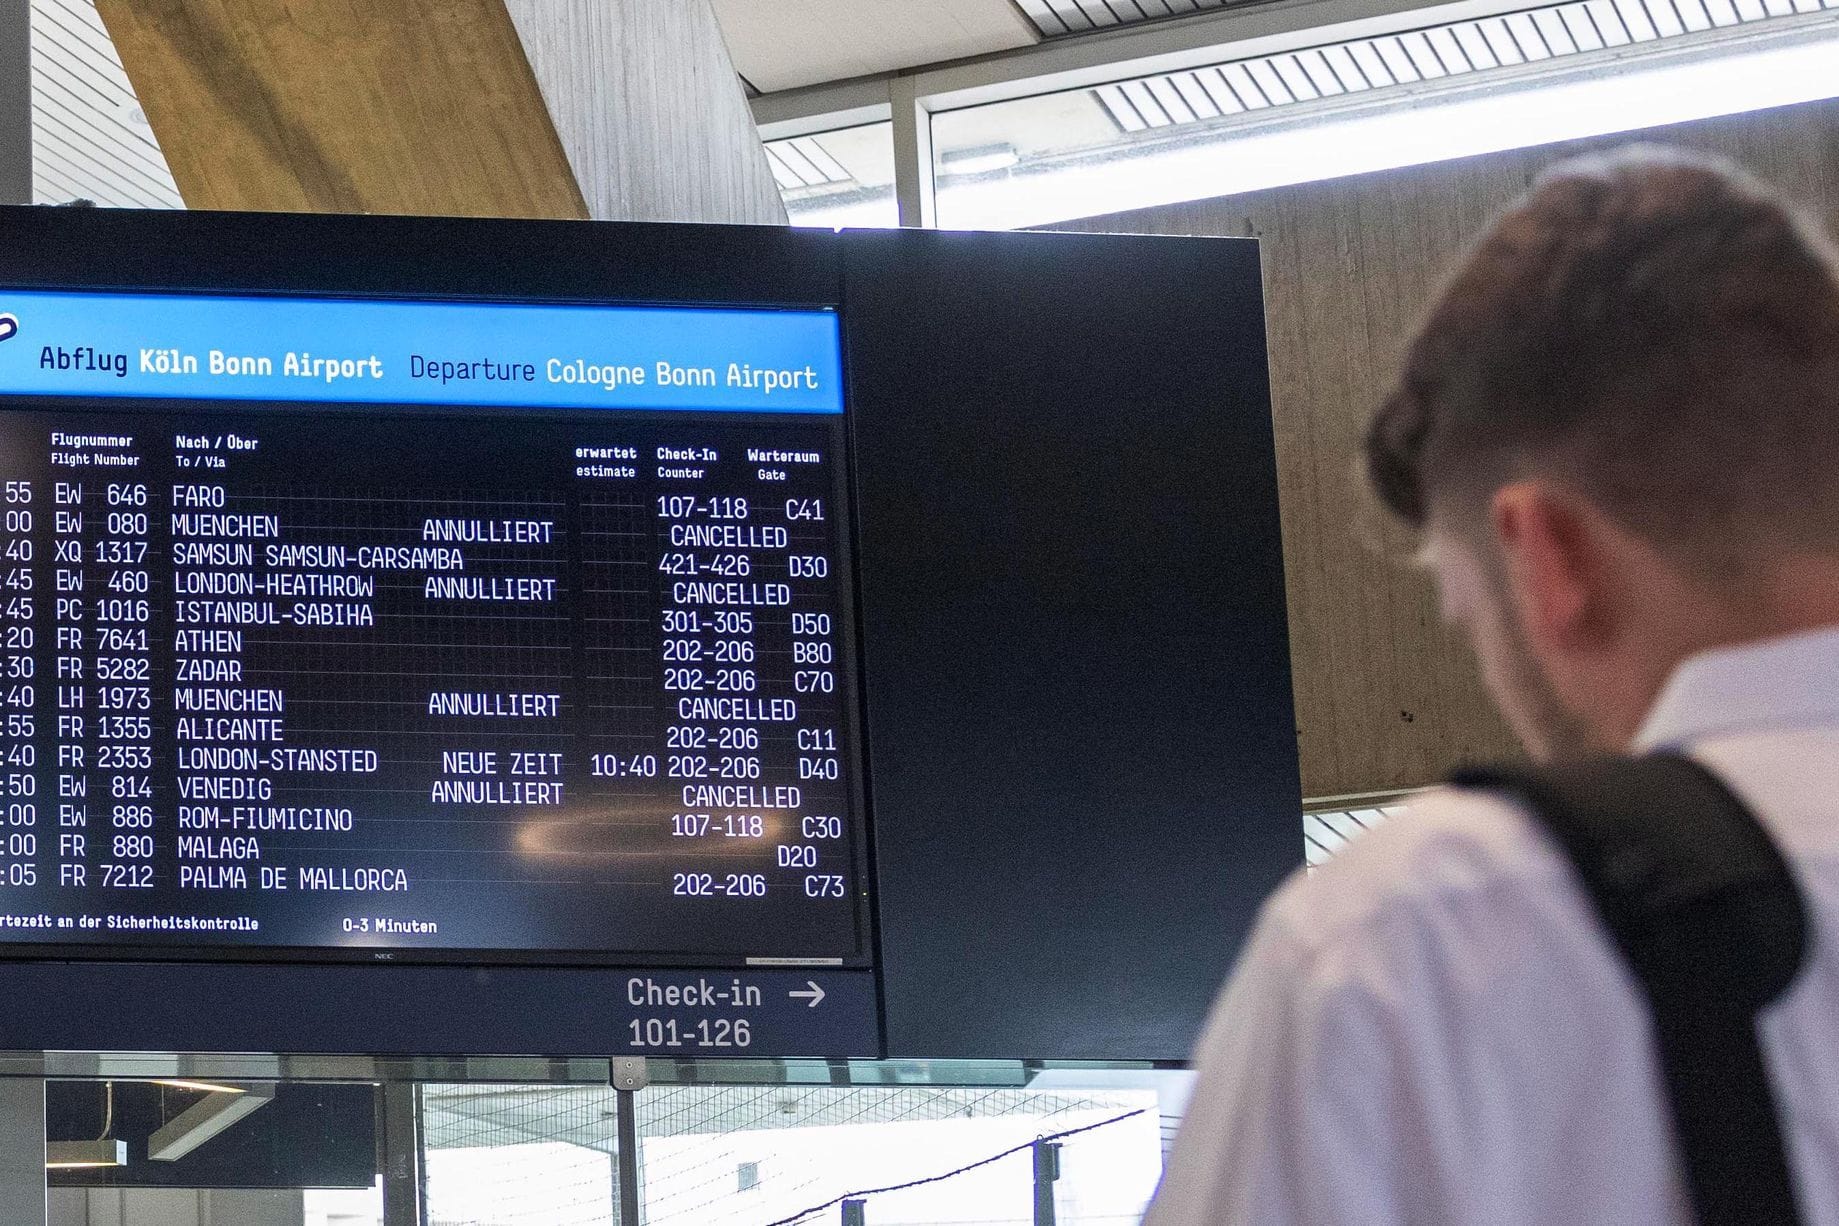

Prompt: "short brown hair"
[1366,145,1839,572]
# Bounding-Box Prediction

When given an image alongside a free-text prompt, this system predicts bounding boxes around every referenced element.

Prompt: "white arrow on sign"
[789,981,826,1008]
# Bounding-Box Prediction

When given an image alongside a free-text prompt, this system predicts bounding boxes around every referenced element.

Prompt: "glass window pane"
[931,16,1839,230]
[20,1062,1192,1223]
[422,1083,622,1226]
[764,122,899,229]
[41,1078,385,1226]
[637,1079,1162,1224]
[305,1186,385,1225]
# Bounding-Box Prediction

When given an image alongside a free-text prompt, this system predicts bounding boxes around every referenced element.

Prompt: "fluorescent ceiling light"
[46,1139,127,1170]
[939,24,1839,229]
[150,1079,250,1095]
[942,145,1024,175]
[786,194,901,230]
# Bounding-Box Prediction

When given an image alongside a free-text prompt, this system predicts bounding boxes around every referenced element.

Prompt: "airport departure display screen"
[0,290,870,966]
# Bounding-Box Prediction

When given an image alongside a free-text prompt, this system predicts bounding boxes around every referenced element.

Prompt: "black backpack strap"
[1451,752,1810,1226]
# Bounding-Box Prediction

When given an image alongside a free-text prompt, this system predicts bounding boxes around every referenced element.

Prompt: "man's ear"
[1490,481,1604,650]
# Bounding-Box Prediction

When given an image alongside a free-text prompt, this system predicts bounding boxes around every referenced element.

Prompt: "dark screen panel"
[0,402,864,964]
[0,208,1297,1062]
[845,229,1300,1060]
[0,206,843,308]
[0,208,879,1057]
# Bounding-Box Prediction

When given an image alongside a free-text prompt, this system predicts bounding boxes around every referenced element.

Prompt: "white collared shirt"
[1146,626,1839,1225]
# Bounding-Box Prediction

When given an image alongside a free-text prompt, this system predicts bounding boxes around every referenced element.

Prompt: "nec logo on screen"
[0,313,17,344]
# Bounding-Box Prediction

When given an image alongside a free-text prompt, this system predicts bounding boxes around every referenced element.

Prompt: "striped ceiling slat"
[1087,0,1837,135]
[1303,804,1407,866]
[29,0,182,208]
[1015,0,1235,39]
[763,134,858,191]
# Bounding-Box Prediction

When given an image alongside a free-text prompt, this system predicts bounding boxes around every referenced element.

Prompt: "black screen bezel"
[0,206,1302,1063]
[0,210,881,975]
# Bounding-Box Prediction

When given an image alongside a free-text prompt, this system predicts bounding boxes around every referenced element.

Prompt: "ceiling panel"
[1017,0,1235,37]
[1081,0,1829,137]
[712,0,1039,93]
[30,0,182,207]
[1303,805,1403,867]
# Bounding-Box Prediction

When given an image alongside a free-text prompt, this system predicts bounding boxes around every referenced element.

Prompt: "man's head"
[1367,146,1839,758]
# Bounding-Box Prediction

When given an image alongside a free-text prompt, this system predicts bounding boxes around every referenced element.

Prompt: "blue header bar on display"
[0,289,844,414]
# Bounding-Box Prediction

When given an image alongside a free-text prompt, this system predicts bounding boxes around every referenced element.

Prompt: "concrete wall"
[1055,95,1839,795]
